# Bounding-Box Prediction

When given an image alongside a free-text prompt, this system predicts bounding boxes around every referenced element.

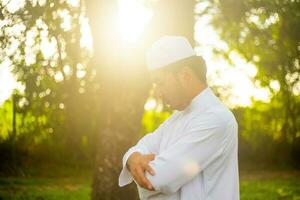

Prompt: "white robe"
[119,87,240,200]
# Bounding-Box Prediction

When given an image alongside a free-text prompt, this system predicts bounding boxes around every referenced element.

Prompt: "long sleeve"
[118,121,166,187]
[145,114,236,194]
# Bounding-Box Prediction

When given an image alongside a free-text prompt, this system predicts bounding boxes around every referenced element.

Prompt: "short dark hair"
[163,56,207,82]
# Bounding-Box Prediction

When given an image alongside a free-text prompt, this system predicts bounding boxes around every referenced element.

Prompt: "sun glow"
[0,0,271,108]
[118,0,153,43]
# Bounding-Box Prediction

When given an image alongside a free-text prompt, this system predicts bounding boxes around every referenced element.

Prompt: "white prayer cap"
[146,36,195,71]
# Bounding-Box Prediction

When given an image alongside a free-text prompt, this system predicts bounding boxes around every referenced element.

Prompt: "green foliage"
[0,0,98,168]
[142,110,171,134]
[0,101,12,140]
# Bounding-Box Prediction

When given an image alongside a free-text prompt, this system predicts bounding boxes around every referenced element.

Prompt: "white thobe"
[119,87,240,200]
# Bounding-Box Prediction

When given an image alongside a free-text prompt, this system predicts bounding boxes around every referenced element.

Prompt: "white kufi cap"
[146,36,195,71]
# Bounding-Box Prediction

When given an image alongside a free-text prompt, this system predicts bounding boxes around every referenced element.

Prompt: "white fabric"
[146,36,195,71]
[119,88,240,200]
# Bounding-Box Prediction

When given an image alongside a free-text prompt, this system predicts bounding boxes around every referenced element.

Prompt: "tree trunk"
[86,1,150,199]
[85,0,195,199]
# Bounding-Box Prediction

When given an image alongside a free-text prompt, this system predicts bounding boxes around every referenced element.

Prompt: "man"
[119,36,239,200]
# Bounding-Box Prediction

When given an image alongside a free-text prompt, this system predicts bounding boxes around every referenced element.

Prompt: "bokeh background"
[0,0,299,199]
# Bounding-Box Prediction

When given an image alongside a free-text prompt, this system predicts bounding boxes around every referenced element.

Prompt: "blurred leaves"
[0,0,96,167]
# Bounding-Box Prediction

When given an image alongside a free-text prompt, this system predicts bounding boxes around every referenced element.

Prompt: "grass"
[240,170,300,200]
[0,170,299,200]
[0,176,91,200]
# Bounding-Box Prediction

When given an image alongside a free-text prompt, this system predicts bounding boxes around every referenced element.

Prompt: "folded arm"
[119,122,165,187]
[145,115,234,194]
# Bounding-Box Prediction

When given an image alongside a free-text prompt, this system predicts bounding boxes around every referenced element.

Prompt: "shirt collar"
[182,87,213,113]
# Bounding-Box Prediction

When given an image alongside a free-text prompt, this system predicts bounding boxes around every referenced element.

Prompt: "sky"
[0,0,271,107]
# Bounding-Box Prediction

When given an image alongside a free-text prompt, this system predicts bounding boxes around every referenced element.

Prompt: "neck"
[189,83,207,101]
[178,83,207,111]
[176,82,208,111]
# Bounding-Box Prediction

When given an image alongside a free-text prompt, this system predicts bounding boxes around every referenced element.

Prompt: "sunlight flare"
[118,0,153,43]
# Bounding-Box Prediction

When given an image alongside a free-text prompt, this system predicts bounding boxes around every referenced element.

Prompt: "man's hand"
[127,152,156,190]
